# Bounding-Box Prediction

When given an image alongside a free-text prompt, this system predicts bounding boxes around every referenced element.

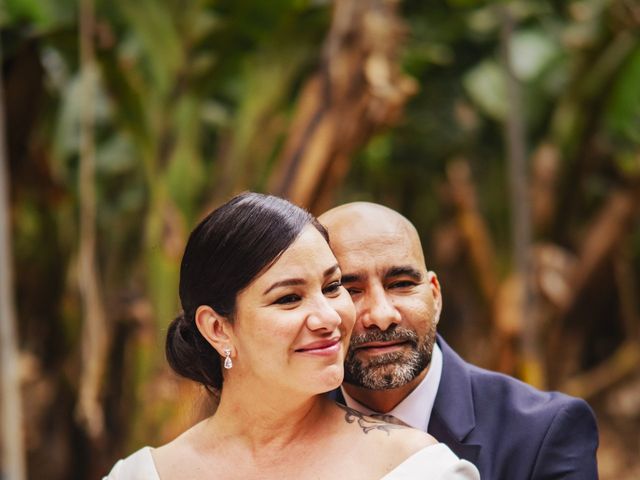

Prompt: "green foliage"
[607,45,640,144]
[1,0,75,29]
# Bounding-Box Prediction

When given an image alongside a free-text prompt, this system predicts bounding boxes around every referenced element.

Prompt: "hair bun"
[175,311,189,327]
[166,311,221,391]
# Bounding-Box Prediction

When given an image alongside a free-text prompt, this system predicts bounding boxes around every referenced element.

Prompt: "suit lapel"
[428,408,481,463]
[428,335,481,464]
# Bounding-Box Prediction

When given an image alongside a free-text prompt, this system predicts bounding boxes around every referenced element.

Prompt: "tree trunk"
[269,0,417,212]
[0,36,27,480]
[76,0,110,441]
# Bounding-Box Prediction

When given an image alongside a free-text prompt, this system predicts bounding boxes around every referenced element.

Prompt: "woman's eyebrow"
[324,264,340,278]
[263,278,305,295]
[263,264,340,295]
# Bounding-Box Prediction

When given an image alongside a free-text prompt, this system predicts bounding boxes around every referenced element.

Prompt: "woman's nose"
[306,297,342,331]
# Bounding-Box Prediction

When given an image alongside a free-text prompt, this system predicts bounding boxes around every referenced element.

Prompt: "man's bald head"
[319,202,426,268]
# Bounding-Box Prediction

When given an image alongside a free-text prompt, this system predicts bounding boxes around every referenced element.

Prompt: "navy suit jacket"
[335,335,599,479]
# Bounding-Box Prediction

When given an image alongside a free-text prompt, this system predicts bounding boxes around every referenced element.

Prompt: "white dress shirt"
[341,342,443,431]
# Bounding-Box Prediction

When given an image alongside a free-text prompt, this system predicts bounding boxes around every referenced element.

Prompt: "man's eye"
[345,286,361,295]
[274,294,301,305]
[323,281,342,295]
[389,281,416,289]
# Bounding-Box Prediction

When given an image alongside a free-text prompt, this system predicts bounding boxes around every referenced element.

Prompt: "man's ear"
[428,271,442,325]
[195,305,235,357]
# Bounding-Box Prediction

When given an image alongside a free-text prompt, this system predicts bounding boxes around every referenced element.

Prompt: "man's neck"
[342,367,429,413]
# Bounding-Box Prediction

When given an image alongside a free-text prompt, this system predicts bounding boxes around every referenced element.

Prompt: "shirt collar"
[340,342,443,431]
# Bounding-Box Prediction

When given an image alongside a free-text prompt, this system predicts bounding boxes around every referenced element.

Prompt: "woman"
[105,192,479,479]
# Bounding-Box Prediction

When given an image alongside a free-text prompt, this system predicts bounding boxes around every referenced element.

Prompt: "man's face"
[321,206,441,391]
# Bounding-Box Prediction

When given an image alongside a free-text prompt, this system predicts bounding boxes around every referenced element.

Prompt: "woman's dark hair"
[166,192,328,392]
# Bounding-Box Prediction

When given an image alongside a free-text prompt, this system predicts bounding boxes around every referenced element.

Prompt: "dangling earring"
[223,347,233,369]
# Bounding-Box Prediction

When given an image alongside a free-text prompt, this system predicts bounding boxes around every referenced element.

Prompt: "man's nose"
[360,286,400,330]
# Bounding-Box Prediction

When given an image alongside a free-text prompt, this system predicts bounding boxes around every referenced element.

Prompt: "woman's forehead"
[251,226,337,286]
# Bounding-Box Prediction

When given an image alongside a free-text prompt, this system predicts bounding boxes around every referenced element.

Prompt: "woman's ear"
[194,305,235,357]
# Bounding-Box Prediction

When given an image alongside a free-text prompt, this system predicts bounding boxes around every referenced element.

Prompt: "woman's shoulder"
[103,446,159,480]
[388,425,437,449]
[378,422,438,465]
[101,420,205,480]
[381,444,480,480]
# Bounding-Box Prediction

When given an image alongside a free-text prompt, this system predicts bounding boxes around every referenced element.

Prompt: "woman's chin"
[311,365,344,394]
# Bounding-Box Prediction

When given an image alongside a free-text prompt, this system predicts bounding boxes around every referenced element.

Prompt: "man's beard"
[343,324,436,390]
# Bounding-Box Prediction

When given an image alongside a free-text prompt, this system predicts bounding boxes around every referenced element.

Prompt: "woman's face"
[229,225,355,395]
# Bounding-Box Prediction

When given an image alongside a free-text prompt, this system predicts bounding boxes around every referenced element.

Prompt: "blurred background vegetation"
[1,0,639,478]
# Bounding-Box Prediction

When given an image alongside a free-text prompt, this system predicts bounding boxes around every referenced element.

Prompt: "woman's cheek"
[337,294,356,330]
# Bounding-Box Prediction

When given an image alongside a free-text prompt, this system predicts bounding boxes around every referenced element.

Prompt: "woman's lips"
[295,338,342,355]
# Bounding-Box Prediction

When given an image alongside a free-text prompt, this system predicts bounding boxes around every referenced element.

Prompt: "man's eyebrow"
[264,264,340,295]
[341,273,363,284]
[384,266,423,281]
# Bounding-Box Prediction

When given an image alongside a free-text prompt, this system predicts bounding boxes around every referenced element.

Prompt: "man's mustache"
[349,326,419,348]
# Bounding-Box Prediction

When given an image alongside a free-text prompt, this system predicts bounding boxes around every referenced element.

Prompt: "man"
[319,202,599,479]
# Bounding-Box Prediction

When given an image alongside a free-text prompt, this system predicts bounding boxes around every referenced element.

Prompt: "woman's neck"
[204,385,333,453]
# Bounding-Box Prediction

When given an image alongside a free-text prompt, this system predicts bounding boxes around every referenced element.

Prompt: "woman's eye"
[274,294,301,305]
[323,281,342,295]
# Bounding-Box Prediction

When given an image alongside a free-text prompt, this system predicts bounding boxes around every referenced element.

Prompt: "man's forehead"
[328,226,427,277]
[338,243,421,269]
[332,227,408,251]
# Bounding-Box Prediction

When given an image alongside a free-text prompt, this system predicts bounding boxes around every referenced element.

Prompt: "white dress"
[104,443,479,479]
